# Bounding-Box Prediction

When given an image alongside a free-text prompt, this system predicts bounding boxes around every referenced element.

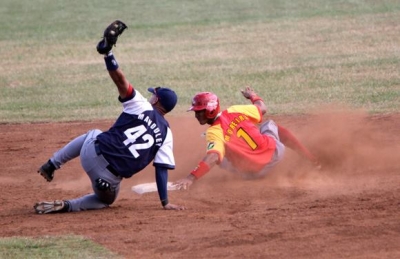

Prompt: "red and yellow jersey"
[205,105,276,173]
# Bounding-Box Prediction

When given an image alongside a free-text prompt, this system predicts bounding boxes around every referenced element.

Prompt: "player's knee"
[94,178,117,205]
[96,189,116,205]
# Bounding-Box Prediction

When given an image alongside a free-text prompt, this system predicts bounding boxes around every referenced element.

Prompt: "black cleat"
[37,160,56,182]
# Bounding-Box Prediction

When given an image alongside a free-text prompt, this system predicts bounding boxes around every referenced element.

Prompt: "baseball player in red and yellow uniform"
[174,87,320,189]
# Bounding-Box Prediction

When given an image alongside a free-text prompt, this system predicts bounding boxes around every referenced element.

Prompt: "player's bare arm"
[174,152,219,190]
[96,20,132,99]
[241,86,267,114]
[107,68,131,99]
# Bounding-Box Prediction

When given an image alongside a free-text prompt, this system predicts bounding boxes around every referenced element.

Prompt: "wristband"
[104,52,119,71]
[250,94,263,104]
[190,161,210,179]
[161,199,169,207]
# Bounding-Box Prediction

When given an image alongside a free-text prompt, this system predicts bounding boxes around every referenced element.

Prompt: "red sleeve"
[126,84,134,98]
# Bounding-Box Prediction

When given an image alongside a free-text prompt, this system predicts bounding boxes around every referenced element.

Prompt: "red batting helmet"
[188,92,220,119]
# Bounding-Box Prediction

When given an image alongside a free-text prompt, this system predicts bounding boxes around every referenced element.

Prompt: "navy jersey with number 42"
[96,90,175,178]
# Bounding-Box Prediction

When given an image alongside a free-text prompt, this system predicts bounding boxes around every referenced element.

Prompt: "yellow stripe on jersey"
[226,105,262,124]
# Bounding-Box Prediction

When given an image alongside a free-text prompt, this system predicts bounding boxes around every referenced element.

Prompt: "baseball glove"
[96,20,128,55]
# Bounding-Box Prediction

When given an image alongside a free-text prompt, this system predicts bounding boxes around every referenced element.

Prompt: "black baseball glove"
[96,20,128,55]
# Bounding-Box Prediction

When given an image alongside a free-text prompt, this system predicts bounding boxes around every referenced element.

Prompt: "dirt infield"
[1,111,399,259]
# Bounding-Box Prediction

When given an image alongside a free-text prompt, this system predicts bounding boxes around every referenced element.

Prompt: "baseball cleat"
[34,200,65,214]
[37,160,56,182]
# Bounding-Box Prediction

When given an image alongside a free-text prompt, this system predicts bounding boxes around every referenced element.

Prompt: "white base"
[131,182,177,195]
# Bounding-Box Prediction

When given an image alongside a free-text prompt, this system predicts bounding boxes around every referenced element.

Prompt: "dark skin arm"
[174,152,219,189]
[108,68,131,99]
[108,67,169,115]
[241,86,267,115]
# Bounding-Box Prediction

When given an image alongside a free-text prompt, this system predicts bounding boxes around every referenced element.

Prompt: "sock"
[277,125,317,163]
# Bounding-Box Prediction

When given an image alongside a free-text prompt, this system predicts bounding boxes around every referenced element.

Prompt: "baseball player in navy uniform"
[34,21,184,213]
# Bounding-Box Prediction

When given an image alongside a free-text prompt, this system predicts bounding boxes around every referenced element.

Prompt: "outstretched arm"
[155,166,185,210]
[96,20,133,99]
[104,53,133,99]
[241,86,267,115]
[173,152,219,190]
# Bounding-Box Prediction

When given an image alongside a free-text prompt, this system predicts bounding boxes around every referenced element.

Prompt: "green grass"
[0,236,121,259]
[0,0,399,123]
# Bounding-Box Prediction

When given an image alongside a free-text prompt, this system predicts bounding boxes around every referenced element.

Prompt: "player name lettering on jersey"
[138,113,163,146]
[224,114,249,141]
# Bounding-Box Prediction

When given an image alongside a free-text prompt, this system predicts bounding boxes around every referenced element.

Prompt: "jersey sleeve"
[153,127,175,169]
[205,125,225,163]
[121,89,153,115]
[226,105,262,124]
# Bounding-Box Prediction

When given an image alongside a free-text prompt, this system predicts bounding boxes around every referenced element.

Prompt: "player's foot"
[34,200,68,214]
[37,160,56,182]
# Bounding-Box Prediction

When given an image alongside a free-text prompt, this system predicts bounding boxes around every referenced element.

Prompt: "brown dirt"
[1,110,399,259]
